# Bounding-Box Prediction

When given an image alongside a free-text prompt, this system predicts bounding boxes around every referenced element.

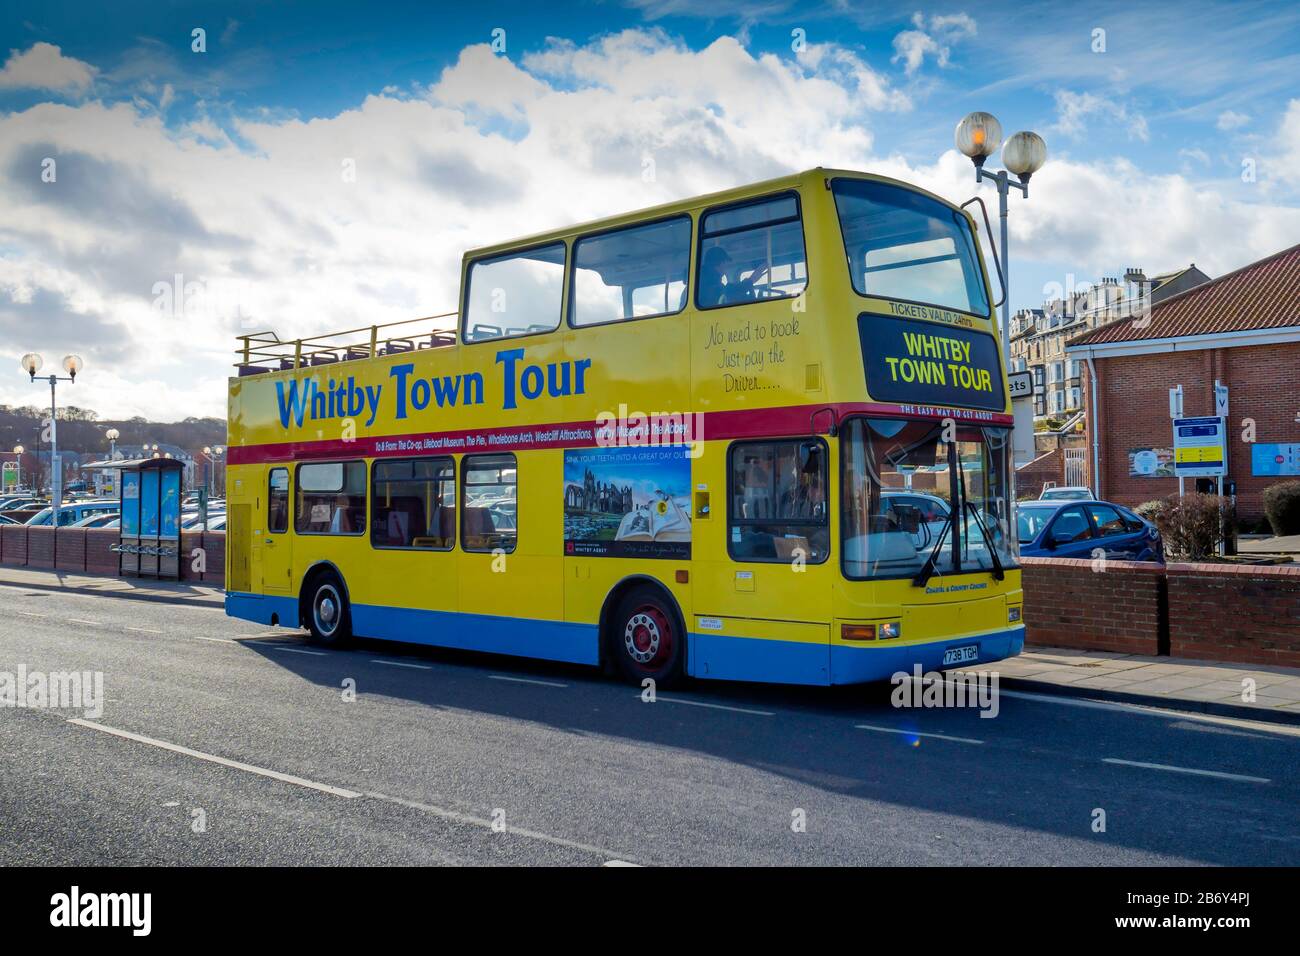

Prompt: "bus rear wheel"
[305,573,352,647]
[612,586,683,686]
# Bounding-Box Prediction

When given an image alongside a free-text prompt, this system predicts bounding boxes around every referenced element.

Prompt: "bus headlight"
[879,621,902,640]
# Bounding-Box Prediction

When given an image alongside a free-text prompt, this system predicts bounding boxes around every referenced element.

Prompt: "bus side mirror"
[799,442,821,473]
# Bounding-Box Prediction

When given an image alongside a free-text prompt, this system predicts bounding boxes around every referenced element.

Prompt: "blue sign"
[1252,443,1300,477]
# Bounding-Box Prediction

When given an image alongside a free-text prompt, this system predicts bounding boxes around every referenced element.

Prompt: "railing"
[235,312,459,374]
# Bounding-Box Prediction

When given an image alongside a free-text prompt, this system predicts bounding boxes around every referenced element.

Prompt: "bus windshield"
[831,178,990,317]
[840,418,1017,581]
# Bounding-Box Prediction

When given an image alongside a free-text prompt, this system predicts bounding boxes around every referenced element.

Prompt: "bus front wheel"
[611,586,683,686]
[305,573,352,647]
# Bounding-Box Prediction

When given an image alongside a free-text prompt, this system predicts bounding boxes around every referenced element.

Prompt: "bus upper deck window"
[697,194,807,310]
[571,216,691,327]
[830,178,989,317]
[463,242,566,343]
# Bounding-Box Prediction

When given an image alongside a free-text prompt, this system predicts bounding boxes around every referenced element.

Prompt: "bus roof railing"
[235,312,459,375]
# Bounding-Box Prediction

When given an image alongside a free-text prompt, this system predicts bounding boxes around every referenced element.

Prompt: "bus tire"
[304,572,352,647]
[611,585,684,686]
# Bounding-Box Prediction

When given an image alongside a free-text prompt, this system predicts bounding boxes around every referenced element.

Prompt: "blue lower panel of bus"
[689,625,1025,686]
[225,592,600,666]
[227,592,1022,686]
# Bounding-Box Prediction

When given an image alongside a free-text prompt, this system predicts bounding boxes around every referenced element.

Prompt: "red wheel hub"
[623,604,673,671]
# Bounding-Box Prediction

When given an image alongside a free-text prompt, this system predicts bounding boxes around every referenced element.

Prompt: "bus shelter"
[113,458,185,579]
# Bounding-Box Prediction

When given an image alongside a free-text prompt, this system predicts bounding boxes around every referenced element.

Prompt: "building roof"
[1068,244,1300,347]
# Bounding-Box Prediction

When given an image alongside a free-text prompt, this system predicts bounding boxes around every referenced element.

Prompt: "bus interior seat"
[310,352,339,366]
[470,325,502,341]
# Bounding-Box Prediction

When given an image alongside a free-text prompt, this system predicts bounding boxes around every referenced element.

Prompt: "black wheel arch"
[298,560,351,628]
[598,573,689,674]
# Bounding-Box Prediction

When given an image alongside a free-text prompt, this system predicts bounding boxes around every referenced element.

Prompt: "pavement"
[2,578,1299,866]
[0,565,223,607]
[1237,533,1300,555]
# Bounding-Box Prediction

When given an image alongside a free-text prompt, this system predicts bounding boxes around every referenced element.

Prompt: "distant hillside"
[0,404,226,458]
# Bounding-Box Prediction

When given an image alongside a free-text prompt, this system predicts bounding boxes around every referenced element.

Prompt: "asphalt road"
[2,583,1298,866]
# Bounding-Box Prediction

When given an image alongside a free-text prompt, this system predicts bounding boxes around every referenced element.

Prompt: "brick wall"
[1167,562,1300,667]
[55,528,86,572]
[1015,448,1064,499]
[1020,556,1164,655]
[27,526,56,569]
[1084,342,1300,520]
[0,524,27,565]
[85,528,119,574]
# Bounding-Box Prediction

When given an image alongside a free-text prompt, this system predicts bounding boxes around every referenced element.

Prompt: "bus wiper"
[911,510,954,588]
[964,501,1004,581]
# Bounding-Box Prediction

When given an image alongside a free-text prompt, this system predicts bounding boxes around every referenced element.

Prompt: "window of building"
[268,468,289,533]
[697,194,807,309]
[571,217,691,326]
[728,439,829,564]
[371,457,456,550]
[295,461,367,535]
[832,178,990,316]
[463,242,566,343]
[462,454,517,553]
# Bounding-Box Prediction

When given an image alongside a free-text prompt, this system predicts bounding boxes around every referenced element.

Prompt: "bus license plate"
[943,645,978,665]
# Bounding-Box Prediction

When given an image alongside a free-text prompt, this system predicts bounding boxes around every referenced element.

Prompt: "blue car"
[1017,499,1164,562]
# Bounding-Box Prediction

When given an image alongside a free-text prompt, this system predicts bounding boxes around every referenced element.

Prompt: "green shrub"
[1262,481,1300,536]
[1143,493,1233,560]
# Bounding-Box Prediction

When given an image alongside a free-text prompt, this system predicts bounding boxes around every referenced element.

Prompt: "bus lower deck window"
[462,454,517,553]
[371,457,456,550]
[295,461,367,535]
[268,468,289,533]
[728,439,829,564]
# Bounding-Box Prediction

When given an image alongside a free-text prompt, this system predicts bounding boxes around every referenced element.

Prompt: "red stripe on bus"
[223,401,1013,465]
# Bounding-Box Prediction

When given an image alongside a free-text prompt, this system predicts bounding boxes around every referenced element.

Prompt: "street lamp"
[105,428,120,460]
[955,112,1047,370]
[18,352,84,525]
[12,445,23,493]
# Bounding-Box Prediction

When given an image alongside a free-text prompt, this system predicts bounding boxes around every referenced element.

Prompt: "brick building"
[1066,244,1300,520]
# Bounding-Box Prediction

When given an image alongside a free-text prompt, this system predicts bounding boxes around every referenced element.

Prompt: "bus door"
[690,438,833,684]
[260,467,293,595]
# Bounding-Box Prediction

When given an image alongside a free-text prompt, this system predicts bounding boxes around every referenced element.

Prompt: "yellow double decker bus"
[225,167,1023,686]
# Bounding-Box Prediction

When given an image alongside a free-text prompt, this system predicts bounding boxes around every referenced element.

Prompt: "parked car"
[182,512,226,530]
[1038,485,1095,502]
[0,514,17,525]
[1018,499,1164,562]
[67,511,122,529]
[0,496,41,510]
[25,500,121,527]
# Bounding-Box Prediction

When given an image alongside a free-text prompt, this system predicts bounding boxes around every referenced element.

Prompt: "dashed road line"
[1101,757,1270,784]
[267,646,327,656]
[66,719,362,797]
[490,675,568,688]
[855,723,984,745]
[365,790,641,864]
[125,626,164,634]
[647,695,774,716]
[372,659,433,670]
[67,618,102,626]
[999,687,1300,737]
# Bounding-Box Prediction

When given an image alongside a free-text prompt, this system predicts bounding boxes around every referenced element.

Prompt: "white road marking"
[1102,757,1270,785]
[490,675,568,688]
[603,860,641,867]
[67,719,362,797]
[647,695,774,716]
[268,646,327,656]
[365,790,640,863]
[855,723,984,745]
[125,626,164,634]
[67,619,102,626]
[190,635,238,645]
[14,610,43,617]
[372,659,432,670]
[999,687,1300,737]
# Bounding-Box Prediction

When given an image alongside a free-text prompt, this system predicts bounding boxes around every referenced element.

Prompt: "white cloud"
[891,11,976,75]
[1216,109,1249,130]
[0,42,97,94]
[1053,90,1149,142]
[0,28,1296,421]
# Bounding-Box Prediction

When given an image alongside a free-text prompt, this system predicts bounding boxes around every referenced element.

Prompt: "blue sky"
[1,0,1297,418]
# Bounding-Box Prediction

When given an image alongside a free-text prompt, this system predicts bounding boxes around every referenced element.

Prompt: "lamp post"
[954,113,1047,370]
[103,428,119,497]
[11,445,23,493]
[20,353,83,526]
[212,446,224,497]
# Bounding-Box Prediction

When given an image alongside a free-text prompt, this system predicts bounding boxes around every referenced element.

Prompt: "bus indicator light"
[842,624,876,642]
